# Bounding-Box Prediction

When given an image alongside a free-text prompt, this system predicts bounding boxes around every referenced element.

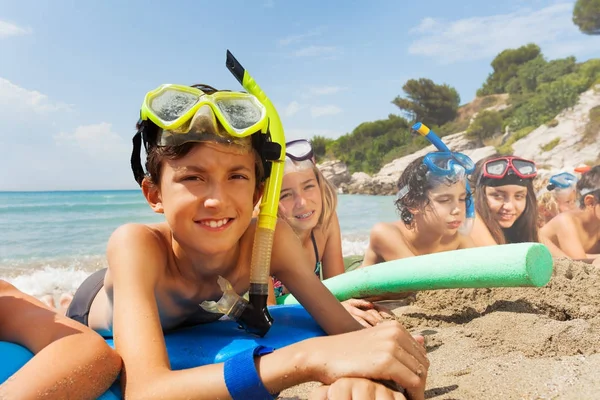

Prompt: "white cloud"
[294,45,340,58]
[54,123,130,161]
[0,20,31,38]
[283,100,303,117]
[278,29,322,46]
[310,105,342,118]
[286,128,344,141]
[408,3,600,64]
[0,78,73,113]
[308,86,346,96]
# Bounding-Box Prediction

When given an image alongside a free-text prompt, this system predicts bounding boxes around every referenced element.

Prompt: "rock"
[317,160,351,187]
[512,86,600,171]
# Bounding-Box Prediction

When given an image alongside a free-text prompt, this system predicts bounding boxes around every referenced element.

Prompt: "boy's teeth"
[204,218,229,227]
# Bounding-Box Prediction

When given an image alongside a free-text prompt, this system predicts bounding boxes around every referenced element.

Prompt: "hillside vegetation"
[311,43,600,174]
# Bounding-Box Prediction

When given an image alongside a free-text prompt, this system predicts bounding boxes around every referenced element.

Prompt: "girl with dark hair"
[469,155,539,246]
[362,152,475,266]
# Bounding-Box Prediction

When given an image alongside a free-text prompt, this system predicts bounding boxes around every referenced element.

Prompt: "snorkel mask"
[547,172,577,192]
[412,122,475,234]
[130,51,286,337]
[283,139,315,173]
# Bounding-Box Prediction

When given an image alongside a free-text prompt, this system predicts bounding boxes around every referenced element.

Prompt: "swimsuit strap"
[310,229,320,263]
[310,230,322,278]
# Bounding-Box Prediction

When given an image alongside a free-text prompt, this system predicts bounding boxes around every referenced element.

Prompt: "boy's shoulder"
[370,222,406,247]
[107,222,171,261]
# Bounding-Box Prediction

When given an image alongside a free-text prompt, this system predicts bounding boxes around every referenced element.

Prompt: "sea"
[0,191,398,298]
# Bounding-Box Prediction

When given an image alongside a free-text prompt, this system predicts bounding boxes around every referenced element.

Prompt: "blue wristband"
[224,345,275,400]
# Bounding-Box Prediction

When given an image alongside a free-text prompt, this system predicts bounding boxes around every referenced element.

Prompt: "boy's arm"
[0,281,121,400]
[109,224,427,399]
[321,212,345,279]
[271,221,364,335]
[545,216,588,259]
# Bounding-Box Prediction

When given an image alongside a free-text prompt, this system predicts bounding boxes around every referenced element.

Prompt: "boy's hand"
[306,321,428,400]
[341,298,394,328]
[309,378,406,400]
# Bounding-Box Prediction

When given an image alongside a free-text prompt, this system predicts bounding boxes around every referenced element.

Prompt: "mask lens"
[551,172,576,188]
[513,159,536,175]
[150,89,200,122]
[451,153,475,173]
[215,98,263,130]
[486,160,507,176]
[286,140,312,160]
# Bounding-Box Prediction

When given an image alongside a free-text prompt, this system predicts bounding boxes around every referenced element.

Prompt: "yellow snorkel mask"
[130,52,285,337]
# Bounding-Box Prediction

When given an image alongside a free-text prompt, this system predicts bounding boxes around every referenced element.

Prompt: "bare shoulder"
[106,222,170,280]
[370,221,402,241]
[542,212,577,234]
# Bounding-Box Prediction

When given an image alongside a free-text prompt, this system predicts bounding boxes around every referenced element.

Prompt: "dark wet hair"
[395,155,470,228]
[471,155,539,244]
[577,165,600,208]
[132,84,266,189]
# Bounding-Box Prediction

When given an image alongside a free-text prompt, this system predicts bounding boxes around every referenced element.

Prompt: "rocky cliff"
[319,85,600,195]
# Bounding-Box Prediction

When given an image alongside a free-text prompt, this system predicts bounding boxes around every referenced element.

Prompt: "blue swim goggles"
[397,151,475,199]
[423,151,475,176]
[547,172,577,191]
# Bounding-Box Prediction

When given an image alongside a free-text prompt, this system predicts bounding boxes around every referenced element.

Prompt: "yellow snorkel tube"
[224,50,285,336]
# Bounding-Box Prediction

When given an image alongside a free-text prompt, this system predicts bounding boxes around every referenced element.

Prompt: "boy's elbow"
[87,333,122,382]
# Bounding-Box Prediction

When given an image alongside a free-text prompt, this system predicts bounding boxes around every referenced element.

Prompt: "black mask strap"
[131,127,145,186]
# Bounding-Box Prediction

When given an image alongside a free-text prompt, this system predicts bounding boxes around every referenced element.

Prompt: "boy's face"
[555,190,577,213]
[420,180,468,235]
[154,142,258,255]
[278,168,322,232]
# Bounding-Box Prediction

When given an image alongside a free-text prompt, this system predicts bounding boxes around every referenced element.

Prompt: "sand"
[278,258,600,399]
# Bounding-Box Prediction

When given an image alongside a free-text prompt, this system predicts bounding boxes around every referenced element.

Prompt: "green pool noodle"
[277,242,553,305]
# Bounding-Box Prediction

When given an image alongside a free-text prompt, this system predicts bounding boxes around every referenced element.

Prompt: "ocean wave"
[1,264,103,298]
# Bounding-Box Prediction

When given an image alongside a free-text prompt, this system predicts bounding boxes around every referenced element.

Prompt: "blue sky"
[1,0,598,191]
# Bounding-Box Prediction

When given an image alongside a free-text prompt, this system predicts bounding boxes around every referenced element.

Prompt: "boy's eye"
[231,174,249,180]
[182,175,201,181]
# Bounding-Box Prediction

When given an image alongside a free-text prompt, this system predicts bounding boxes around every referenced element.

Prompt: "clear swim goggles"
[284,139,316,173]
[140,84,268,145]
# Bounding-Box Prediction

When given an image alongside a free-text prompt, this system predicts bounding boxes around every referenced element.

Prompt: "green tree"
[391,78,460,126]
[310,135,333,162]
[466,110,503,146]
[478,44,541,95]
[573,0,600,35]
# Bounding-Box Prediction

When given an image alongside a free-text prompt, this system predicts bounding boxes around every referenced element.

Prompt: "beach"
[279,258,600,399]
[2,191,599,399]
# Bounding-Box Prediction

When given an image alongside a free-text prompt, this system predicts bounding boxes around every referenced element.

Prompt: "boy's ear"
[142,178,164,214]
[253,183,265,207]
[584,193,598,208]
[407,207,420,215]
